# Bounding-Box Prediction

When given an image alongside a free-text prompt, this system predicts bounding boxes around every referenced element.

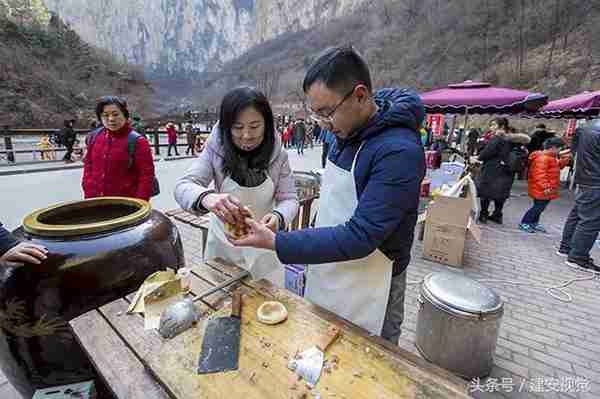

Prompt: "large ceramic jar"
[0,197,185,397]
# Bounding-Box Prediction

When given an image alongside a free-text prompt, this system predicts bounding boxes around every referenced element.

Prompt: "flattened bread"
[256,301,288,325]
[223,206,255,240]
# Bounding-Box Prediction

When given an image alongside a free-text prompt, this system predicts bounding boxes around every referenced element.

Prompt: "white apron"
[204,175,285,288]
[304,142,393,336]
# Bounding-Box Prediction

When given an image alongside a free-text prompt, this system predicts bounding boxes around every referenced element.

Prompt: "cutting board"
[147,281,471,399]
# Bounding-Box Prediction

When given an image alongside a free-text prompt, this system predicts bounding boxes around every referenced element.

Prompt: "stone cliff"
[43,0,365,77]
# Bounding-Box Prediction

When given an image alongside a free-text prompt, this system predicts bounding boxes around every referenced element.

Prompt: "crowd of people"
[2,45,600,354]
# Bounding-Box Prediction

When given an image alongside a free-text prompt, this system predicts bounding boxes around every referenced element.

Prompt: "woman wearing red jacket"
[519,137,571,233]
[82,96,155,201]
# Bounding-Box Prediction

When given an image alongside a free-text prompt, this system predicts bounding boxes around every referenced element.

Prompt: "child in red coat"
[519,137,571,233]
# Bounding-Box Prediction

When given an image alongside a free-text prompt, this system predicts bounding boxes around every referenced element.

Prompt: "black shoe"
[478,212,488,224]
[566,257,600,272]
[488,213,503,224]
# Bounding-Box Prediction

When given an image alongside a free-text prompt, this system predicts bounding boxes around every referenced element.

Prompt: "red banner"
[564,119,577,138]
[563,119,577,144]
[426,114,445,137]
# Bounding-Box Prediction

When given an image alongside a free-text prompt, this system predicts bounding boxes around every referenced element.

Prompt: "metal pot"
[415,272,503,379]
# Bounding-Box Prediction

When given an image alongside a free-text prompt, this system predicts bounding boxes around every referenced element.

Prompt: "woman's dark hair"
[95,96,129,121]
[543,136,564,150]
[491,117,509,130]
[219,87,275,187]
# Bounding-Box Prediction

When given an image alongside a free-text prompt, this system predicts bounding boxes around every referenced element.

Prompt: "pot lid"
[422,272,503,314]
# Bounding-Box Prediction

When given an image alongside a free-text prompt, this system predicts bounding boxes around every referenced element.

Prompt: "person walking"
[320,128,335,169]
[61,119,77,163]
[185,122,196,156]
[467,128,480,157]
[477,118,530,224]
[167,122,179,156]
[519,137,571,233]
[557,120,600,271]
[294,119,306,155]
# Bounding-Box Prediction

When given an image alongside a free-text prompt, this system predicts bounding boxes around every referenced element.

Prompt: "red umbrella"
[420,81,547,115]
[538,90,600,119]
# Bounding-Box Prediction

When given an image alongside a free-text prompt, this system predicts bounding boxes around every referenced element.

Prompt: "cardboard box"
[420,180,481,268]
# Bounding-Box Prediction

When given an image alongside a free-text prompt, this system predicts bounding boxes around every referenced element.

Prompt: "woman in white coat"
[174,87,299,287]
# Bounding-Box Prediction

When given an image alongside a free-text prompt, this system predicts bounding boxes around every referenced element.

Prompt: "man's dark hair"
[543,136,564,150]
[302,45,372,95]
[491,117,509,130]
[535,123,546,130]
[219,86,275,187]
[95,96,130,121]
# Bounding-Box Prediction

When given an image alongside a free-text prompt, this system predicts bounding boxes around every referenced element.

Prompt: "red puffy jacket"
[527,151,570,200]
[82,123,155,201]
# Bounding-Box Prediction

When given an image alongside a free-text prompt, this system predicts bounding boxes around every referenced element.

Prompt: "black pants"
[63,144,74,161]
[480,198,505,216]
[560,186,600,262]
[167,143,179,156]
[321,142,330,168]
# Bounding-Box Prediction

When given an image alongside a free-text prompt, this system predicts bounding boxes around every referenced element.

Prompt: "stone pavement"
[2,165,599,399]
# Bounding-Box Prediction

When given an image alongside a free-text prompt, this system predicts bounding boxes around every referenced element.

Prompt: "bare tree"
[254,66,282,98]
[544,0,562,78]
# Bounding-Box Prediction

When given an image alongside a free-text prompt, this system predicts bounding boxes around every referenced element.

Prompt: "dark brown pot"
[1,197,185,397]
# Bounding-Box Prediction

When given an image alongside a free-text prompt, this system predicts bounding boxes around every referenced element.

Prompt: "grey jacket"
[574,120,600,188]
[174,124,299,226]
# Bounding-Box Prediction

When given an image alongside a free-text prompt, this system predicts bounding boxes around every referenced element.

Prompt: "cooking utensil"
[158,270,249,339]
[288,326,340,387]
[197,290,243,374]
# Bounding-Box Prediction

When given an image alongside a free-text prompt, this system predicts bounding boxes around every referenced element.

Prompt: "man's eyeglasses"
[309,87,356,124]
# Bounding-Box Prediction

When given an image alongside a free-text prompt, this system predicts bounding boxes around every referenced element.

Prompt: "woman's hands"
[0,243,48,267]
[202,193,246,225]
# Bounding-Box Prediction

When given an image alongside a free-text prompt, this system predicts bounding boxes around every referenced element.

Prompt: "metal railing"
[0,128,210,164]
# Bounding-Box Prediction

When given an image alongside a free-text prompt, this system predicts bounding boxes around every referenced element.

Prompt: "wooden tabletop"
[69,259,472,399]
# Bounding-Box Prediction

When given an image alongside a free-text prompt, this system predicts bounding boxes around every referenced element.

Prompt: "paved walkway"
[2,162,599,398]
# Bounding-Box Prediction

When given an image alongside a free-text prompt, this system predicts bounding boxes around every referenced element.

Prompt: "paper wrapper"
[127,269,176,314]
[126,268,184,330]
[143,278,184,330]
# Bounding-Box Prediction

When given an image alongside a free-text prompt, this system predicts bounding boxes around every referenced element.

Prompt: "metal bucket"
[415,272,504,379]
[293,171,320,202]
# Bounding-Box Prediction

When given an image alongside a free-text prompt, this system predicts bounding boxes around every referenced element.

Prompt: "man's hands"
[228,218,276,251]
[0,243,47,267]
[260,213,280,233]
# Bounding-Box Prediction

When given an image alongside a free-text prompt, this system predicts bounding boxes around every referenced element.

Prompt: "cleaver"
[197,290,243,374]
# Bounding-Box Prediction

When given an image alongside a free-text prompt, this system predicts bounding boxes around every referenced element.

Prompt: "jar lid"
[422,272,503,315]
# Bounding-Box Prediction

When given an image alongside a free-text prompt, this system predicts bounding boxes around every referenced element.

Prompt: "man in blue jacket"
[232,46,425,343]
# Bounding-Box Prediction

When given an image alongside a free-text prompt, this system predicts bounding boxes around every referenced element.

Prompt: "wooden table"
[70,259,472,399]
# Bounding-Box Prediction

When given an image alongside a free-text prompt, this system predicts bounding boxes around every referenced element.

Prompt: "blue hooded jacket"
[275,88,426,275]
